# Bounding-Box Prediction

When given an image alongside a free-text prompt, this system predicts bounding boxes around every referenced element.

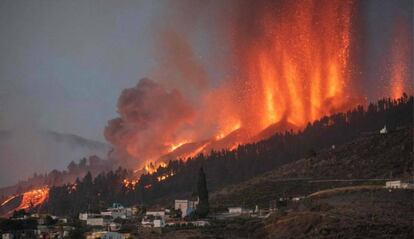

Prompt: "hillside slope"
[263,126,412,179]
[262,187,413,239]
[44,96,413,217]
[211,127,413,207]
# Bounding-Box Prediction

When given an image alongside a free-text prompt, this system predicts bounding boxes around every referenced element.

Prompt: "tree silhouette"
[196,167,209,218]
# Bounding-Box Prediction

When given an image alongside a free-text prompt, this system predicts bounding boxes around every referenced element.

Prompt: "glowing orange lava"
[157,172,175,182]
[16,187,49,211]
[237,0,354,131]
[215,122,241,140]
[111,0,411,171]
[389,21,411,99]
[123,179,139,189]
[182,142,210,159]
[144,162,167,174]
[169,141,189,152]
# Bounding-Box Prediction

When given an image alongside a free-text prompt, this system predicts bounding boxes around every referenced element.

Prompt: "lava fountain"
[389,21,412,99]
[105,0,411,172]
[230,0,357,133]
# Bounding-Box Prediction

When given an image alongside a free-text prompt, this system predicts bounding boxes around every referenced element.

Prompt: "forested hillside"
[46,95,413,216]
[210,126,412,208]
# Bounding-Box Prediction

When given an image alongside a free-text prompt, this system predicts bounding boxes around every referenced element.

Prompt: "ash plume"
[153,30,208,96]
[105,0,413,168]
[104,78,194,166]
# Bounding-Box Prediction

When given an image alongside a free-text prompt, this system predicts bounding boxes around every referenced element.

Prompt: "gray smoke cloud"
[0,129,109,187]
[104,78,194,166]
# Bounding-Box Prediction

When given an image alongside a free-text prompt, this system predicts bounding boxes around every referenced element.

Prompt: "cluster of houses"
[141,198,209,229]
[76,199,207,238]
[0,195,313,238]
[1,213,74,239]
[2,178,413,238]
[79,203,136,239]
[79,203,136,226]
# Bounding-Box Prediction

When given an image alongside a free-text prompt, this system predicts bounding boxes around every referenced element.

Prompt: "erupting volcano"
[104,0,412,172]
[1,3,413,235]
[235,0,354,129]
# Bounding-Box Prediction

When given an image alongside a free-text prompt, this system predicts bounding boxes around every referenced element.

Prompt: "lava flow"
[16,187,49,211]
[0,187,50,216]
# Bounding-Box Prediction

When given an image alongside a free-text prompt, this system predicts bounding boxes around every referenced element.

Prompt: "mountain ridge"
[0,129,110,189]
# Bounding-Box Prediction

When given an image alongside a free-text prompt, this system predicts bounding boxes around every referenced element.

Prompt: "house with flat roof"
[386,180,414,189]
[174,199,198,218]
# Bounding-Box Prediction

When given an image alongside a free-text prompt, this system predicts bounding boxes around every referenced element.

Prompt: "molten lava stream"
[16,187,49,211]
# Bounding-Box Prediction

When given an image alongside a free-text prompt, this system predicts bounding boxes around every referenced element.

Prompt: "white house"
[79,213,101,221]
[386,180,402,188]
[175,199,198,218]
[85,215,111,227]
[145,210,165,218]
[101,203,133,219]
[2,233,14,239]
[79,212,111,226]
[79,213,88,221]
[292,196,305,202]
[141,215,165,228]
[141,216,154,228]
[380,125,387,134]
[386,180,414,189]
[228,207,252,215]
[192,220,210,227]
[228,207,242,214]
[153,219,165,228]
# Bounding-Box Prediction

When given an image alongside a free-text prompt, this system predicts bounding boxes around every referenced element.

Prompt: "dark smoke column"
[104,78,194,168]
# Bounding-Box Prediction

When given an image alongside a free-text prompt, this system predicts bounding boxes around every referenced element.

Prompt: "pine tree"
[196,167,209,218]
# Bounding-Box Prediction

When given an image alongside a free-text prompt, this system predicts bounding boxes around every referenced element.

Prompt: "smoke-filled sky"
[0,0,412,186]
[0,1,161,141]
[0,0,411,141]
